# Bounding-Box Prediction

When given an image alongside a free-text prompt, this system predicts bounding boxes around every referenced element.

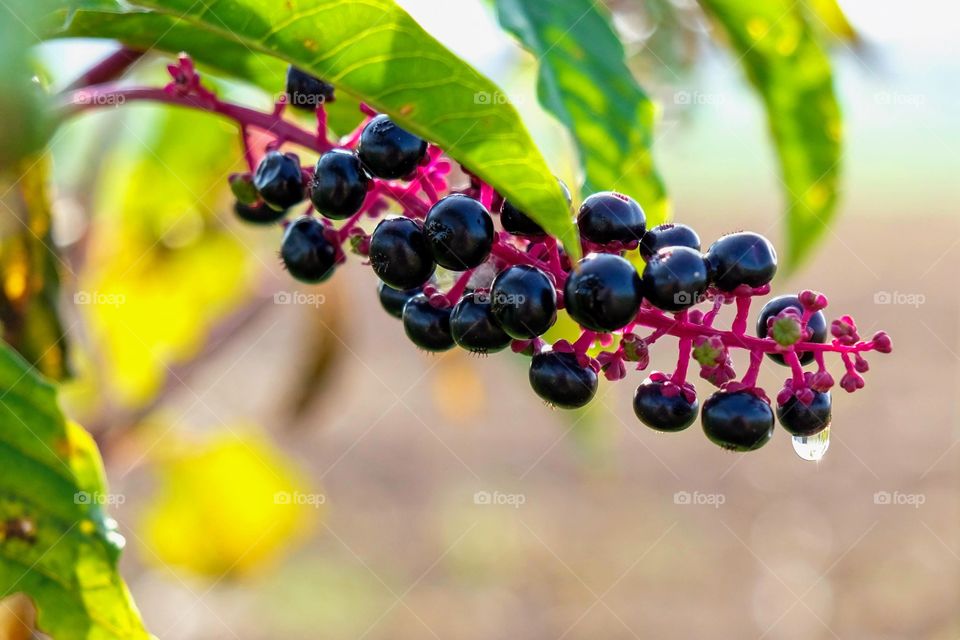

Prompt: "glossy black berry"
[500,179,572,237]
[756,295,828,365]
[310,149,369,219]
[528,351,598,409]
[639,223,701,260]
[402,294,454,352]
[633,379,699,432]
[577,191,646,245]
[234,201,286,225]
[642,246,710,312]
[357,114,427,180]
[285,66,335,110]
[424,194,494,270]
[450,293,512,353]
[777,391,832,437]
[254,151,305,210]
[490,265,557,339]
[701,391,775,452]
[369,217,435,290]
[280,216,338,283]
[378,281,421,319]
[705,232,778,292]
[564,253,643,332]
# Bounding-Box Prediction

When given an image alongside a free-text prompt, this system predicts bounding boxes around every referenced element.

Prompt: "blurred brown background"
[102,210,958,639]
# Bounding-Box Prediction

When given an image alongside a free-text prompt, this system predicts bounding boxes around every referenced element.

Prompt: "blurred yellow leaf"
[139,427,316,578]
[0,154,69,379]
[79,107,257,406]
[541,308,581,345]
[805,0,857,41]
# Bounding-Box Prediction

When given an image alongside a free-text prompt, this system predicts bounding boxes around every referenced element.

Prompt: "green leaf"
[0,344,148,639]
[0,155,70,381]
[698,0,842,271]
[48,3,284,89]
[47,0,580,257]
[44,3,364,134]
[494,0,668,224]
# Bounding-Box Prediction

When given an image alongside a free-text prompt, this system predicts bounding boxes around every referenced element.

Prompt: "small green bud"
[229,173,259,204]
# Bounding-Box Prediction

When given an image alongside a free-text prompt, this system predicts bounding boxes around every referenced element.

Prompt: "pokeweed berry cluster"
[63,55,892,460]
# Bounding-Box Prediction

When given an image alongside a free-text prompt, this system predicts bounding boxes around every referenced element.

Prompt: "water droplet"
[793,426,830,462]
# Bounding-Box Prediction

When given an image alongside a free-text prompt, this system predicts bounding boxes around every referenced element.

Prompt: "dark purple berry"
[577,191,646,245]
[234,201,286,225]
[777,391,831,437]
[310,149,369,219]
[757,295,827,365]
[529,351,598,409]
[705,232,778,292]
[357,114,427,180]
[450,293,512,353]
[490,265,557,339]
[402,294,454,352]
[642,246,710,312]
[378,281,421,319]
[701,391,775,451]
[633,378,700,431]
[424,194,494,270]
[369,217,435,290]
[253,151,305,210]
[285,66,335,110]
[564,253,643,332]
[639,223,701,260]
[633,379,699,432]
[500,179,571,237]
[280,216,337,283]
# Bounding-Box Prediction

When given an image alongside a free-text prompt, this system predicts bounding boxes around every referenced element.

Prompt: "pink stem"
[341,117,372,147]
[490,239,560,280]
[420,175,440,205]
[732,295,751,335]
[840,352,856,375]
[336,208,369,243]
[239,125,257,171]
[444,271,473,304]
[645,327,670,345]
[631,310,876,356]
[814,351,827,372]
[740,350,764,387]
[671,311,692,384]
[545,237,562,273]
[316,104,329,141]
[65,47,145,91]
[783,351,806,388]
[702,296,724,327]
[378,182,429,218]
[59,87,334,154]
[572,330,596,354]
[479,183,494,210]
[673,338,692,385]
